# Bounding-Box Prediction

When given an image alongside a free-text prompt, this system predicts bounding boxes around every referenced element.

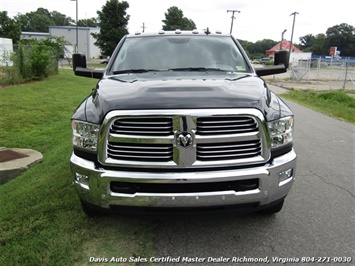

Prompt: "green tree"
[51,10,74,26]
[311,34,327,55]
[92,0,129,56]
[299,34,315,50]
[238,39,253,58]
[299,23,355,56]
[250,39,277,55]
[299,33,327,55]
[162,6,196,30]
[15,9,54,32]
[0,11,21,43]
[15,8,74,32]
[77,18,98,27]
[325,23,355,56]
[237,39,279,59]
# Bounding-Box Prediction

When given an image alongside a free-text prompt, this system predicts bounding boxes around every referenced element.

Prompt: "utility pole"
[289,12,299,63]
[141,22,146,33]
[70,0,79,53]
[227,10,240,34]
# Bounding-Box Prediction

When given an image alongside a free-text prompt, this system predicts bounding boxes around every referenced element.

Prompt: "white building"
[289,52,312,67]
[49,26,101,58]
[21,32,50,40]
[21,26,102,59]
[0,38,13,66]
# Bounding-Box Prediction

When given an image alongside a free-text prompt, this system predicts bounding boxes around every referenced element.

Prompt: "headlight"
[72,120,100,151]
[267,116,293,148]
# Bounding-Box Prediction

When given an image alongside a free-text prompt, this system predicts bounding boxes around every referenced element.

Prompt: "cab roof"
[126,29,231,38]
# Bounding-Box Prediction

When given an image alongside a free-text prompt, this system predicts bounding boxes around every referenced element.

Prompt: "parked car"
[260,58,271,64]
[71,30,296,216]
[252,59,261,64]
[100,56,110,64]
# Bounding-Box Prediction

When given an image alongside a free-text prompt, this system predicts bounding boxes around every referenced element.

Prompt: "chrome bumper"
[70,149,296,209]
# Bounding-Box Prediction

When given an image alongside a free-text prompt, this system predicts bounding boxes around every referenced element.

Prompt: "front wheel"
[80,200,104,217]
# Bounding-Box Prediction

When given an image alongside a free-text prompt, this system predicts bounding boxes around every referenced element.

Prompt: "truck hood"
[77,72,284,123]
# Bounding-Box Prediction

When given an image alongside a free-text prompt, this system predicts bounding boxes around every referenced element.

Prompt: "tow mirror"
[72,53,104,79]
[274,50,289,69]
[73,53,87,70]
[255,50,289,77]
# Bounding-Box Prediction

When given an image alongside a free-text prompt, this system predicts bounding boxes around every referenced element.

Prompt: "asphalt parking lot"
[153,86,355,265]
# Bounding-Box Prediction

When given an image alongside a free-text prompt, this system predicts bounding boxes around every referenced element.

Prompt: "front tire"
[259,199,284,215]
[80,200,104,217]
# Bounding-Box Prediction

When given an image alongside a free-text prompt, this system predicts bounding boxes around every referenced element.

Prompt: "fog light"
[279,168,293,184]
[75,173,90,189]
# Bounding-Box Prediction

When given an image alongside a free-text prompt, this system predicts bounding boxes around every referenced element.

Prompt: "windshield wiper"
[113,68,230,74]
[112,69,160,75]
[168,67,228,72]
[225,74,251,81]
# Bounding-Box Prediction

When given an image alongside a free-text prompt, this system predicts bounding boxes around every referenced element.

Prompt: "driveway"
[153,88,355,265]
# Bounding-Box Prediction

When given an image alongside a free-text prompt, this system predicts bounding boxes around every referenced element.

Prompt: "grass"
[280,89,355,124]
[0,70,156,266]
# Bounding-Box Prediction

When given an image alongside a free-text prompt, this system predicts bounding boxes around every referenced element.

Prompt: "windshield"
[111,35,251,73]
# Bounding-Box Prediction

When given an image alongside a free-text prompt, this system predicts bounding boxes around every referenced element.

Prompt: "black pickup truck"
[70,30,296,216]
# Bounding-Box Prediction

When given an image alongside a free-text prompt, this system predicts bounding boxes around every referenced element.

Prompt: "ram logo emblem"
[177,133,193,148]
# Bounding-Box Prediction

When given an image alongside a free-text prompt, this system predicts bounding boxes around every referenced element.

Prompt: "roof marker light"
[175,29,182,34]
[204,27,211,35]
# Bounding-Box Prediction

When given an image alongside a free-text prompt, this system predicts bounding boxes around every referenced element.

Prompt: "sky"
[1,0,355,43]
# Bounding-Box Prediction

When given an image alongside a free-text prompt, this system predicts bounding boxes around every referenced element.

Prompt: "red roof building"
[266,40,302,58]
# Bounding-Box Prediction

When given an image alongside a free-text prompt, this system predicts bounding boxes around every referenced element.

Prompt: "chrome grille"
[197,116,258,135]
[100,109,269,168]
[197,140,261,161]
[107,142,173,162]
[110,117,173,136]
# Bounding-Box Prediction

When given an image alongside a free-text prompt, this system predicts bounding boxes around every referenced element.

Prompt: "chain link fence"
[270,56,355,90]
[287,57,355,90]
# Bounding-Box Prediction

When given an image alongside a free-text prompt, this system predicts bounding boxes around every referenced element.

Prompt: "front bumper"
[70,149,296,210]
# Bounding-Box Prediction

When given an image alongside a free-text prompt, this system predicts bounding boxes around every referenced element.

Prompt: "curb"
[0,148,43,184]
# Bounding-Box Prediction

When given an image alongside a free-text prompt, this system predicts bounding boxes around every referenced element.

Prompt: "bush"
[15,43,32,80]
[0,67,23,85]
[0,37,67,86]
[30,42,51,79]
